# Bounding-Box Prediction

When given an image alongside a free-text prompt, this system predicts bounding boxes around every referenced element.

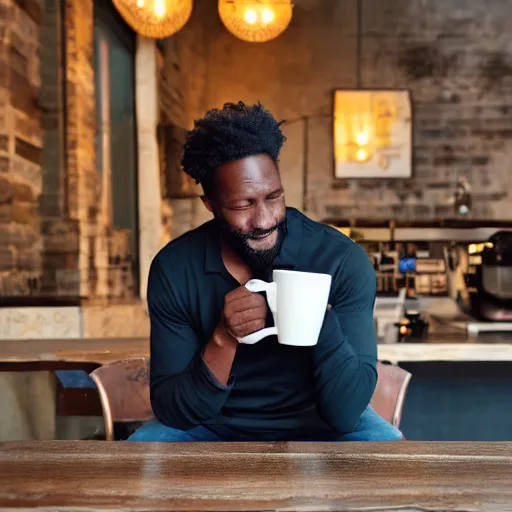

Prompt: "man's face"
[205,153,287,272]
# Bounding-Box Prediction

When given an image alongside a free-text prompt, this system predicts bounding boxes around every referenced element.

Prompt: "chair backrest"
[370,362,412,429]
[90,358,153,441]
[91,358,411,440]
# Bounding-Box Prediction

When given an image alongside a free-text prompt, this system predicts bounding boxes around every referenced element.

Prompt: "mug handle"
[238,279,278,345]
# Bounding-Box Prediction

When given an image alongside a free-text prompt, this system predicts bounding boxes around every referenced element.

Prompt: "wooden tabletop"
[1,441,512,511]
[0,338,148,366]
[2,336,512,368]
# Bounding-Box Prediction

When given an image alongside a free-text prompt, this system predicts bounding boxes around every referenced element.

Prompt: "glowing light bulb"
[218,0,293,43]
[356,149,368,162]
[355,132,369,145]
[244,8,258,24]
[113,0,193,38]
[262,7,274,23]
[154,0,165,17]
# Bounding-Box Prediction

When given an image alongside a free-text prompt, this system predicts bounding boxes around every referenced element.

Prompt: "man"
[129,101,402,442]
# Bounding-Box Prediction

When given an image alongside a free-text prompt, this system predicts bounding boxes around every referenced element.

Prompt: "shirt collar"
[204,207,303,274]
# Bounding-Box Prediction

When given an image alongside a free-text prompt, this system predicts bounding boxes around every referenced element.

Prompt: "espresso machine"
[465,231,512,334]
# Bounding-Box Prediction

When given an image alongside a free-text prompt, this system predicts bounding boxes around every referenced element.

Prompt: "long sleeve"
[312,242,378,433]
[148,257,234,431]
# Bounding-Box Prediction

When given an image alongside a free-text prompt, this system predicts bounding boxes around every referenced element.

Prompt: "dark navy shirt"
[148,207,378,439]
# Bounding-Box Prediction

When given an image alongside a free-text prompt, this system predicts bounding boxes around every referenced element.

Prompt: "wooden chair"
[371,362,412,429]
[91,358,411,440]
[89,358,154,441]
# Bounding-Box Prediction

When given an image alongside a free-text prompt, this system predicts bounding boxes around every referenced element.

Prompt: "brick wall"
[0,0,43,297]
[170,0,512,225]
[2,0,139,302]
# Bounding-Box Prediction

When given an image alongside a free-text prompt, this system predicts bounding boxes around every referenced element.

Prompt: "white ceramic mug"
[239,269,332,346]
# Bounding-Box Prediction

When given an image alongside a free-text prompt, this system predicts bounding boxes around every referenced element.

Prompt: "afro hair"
[181,101,286,195]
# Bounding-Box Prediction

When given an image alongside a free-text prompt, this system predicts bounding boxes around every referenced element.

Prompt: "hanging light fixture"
[112,0,193,38]
[218,0,293,43]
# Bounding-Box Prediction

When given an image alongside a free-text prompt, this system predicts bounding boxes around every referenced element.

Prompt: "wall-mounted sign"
[333,89,412,179]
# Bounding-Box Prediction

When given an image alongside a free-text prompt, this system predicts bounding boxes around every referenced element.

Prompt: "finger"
[224,286,253,304]
[230,319,266,338]
[228,306,267,328]
[226,294,266,314]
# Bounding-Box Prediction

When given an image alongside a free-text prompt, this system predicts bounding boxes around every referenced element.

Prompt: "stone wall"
[169,0,512,225]
[0,0,43,297]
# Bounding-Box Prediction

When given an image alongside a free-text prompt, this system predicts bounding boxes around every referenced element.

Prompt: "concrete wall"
[166,0,512,225]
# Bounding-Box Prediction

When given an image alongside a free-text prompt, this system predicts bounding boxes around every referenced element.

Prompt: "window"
[94,1,138,299]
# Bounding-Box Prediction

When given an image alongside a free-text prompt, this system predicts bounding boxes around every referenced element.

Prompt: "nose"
[252,203,275,232]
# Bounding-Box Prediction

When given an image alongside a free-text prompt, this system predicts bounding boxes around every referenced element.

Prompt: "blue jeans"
[127,406,403,442]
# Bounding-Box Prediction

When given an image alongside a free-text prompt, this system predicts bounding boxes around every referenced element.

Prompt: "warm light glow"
[355,131,369,145]
[468,242,493,254]
[244,8,257,23]
[468,243,478,254]
[262,7,274,23]
[356,149,368,162]
[112,0,193,38]
[333,90,412,178]
[218,1,294,43]
[154,0,165,16]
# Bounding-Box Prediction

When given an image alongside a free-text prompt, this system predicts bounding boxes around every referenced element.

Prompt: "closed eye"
[267,189,284,200]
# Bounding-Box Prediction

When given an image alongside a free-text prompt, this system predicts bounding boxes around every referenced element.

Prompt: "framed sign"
[333,89,412,178]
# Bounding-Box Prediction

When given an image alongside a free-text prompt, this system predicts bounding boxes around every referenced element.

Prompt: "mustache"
[242,224,280,240]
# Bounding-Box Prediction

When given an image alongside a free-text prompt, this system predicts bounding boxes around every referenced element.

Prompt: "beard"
[216,214,288,278]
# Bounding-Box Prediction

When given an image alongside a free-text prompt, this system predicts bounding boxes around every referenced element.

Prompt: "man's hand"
[221,286,267,339]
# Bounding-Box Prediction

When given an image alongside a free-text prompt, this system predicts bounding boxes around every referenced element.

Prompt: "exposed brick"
[11,200,36,224]
[18,247,42,270]
[426,182,451,189]
[331,179,350,190]
[0,156,9,172]
[0,203,11,222]
[471,156,490,165]
[11,181,35,202]
[10,70,39,118]
[0,224,38,248]
[13,0,42,24]
[0,134,8,151]
[0,176,13,203]
[15,137,42,165]
[2,0,43,297]
[10,46,28,77]
[0,248,15,270]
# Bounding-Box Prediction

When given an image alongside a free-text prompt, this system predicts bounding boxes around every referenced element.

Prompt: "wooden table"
[0,338,148,371]
[1,441,511,511]
[2,335,512,371]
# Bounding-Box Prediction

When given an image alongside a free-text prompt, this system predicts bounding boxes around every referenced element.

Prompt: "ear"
[201,195,214,213]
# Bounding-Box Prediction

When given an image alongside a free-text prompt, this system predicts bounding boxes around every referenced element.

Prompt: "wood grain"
[1,441,512,511]
[2,336,512,368]
[0,338,148,365]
